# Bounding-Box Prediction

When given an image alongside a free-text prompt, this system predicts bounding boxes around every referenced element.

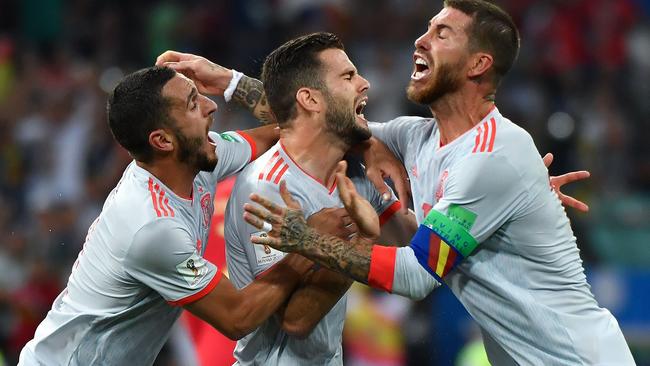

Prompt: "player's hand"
[362,137,410,213]
[155,50,233,96]
[335,161,381,241]
[543,153,591,212]
[244,181,310,253]
[307,208,358,240]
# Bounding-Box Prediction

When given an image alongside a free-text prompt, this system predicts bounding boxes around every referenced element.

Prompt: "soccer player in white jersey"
[241,1,636,364]
[222,33,415,365]
[17,66,318,366]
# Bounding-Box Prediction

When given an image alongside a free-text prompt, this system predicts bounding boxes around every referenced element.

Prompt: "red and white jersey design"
[224,141,399,366]
[19,131,253,366]
[370,108,634,365]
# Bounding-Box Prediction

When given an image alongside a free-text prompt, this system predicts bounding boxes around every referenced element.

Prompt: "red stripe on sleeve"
[472,127,481,153]
[164,197,174,217]
[368,245,397,292]
[266,158,284,181]
[158,190,169,217]
[167,271,223,307]
[273,164,289,184]
[258,151,279,181]
[479,121,489,152]
[487,118,496,152]
[236,130,258,162]
[379,201,402,226]
[148,178,162,217]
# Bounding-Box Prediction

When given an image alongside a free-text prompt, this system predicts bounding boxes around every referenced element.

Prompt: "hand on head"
[156,50,233,96]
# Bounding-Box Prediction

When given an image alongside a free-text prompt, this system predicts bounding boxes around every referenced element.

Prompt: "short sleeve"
[408,154,529,282]
[224,180,287,286]
[124,219,220,306]
[206,131,254,185]
[434,154,529,243]
[368,117,423,163]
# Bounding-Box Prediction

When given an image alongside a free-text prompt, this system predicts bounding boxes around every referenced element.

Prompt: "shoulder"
[127,219,193,263]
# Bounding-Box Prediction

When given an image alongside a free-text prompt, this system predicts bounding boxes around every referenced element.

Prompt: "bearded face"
[323,90,371,147]
[407,56,466,105]
[173,125,218,172]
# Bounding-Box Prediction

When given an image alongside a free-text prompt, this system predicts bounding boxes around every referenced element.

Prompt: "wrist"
[223,69,243,102]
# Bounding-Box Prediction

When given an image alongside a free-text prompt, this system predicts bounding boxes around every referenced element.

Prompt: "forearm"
[291,227,374,284]
[232,75,275,125]
[279,268,353,338]
[235,254,312,334]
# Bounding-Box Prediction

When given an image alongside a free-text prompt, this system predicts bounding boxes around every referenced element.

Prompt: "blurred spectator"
[0,1,648,364]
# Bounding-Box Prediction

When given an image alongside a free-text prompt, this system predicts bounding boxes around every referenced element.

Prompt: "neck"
[429,88,495,146]
[279,120,347,187]
[137,159,197,199]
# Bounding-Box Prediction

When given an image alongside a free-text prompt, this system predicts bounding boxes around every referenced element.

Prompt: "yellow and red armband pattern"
[410,208,478,282]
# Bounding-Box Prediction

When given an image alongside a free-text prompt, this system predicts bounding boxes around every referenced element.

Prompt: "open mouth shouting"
[412,54,430,81]
[355,97,368,122]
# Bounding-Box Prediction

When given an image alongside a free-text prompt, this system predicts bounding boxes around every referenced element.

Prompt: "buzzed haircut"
[444,0,520,85]
[261,32,344,125]
[107,66,176,163]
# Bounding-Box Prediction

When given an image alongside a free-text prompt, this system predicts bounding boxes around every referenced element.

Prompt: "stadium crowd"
[0,0,648,364]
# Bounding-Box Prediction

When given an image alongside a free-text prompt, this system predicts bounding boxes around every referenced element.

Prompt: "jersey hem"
[167,271,223,306]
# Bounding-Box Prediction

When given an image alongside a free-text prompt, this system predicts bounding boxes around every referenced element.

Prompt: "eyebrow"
[185,87,197,109]
[428,20,455,33]
[339,68,357,77]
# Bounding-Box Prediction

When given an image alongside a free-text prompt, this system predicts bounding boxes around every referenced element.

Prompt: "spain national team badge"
[200,192,213,228]
[435,170,449,202]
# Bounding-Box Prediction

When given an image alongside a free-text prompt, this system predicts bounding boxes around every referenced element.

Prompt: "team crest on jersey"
[176,252,208,287]
[435,170,449,202]
[251,231,285,265]
[200,192,213,228]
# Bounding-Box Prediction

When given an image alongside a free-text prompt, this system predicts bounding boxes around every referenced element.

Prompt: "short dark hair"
[444,0,520,85]
[107,66,176,162]
[261,32,344,125]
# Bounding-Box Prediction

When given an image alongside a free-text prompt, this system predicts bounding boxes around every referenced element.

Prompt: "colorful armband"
[410,207,478,282]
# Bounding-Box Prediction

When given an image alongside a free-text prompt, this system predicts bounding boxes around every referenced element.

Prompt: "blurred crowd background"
[0,0,649,365]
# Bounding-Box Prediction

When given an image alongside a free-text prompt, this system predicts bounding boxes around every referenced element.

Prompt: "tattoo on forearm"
[280,211,372,283]
[233,75,275,125]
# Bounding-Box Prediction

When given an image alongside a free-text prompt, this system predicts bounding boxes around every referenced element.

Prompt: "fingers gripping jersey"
[19,131,253,366]
[224,141,399,366]
[369,109,635,365]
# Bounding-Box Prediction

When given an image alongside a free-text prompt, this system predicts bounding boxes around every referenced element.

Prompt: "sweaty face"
[406,7,473,105]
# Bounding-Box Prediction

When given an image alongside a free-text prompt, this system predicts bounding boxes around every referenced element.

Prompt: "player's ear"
[467,52,493,80]
[149,129,175,153]
[295,87,321,114]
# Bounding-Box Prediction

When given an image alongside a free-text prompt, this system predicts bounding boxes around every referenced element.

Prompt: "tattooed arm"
[155,50,275,124]
[232,75,275,125]
[243,164,439,300]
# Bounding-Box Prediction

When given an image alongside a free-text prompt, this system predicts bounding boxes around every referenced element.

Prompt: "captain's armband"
[409,208,478,282]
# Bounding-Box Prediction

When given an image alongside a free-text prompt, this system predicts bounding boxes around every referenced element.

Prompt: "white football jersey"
[369,107,635,365]
[224,141,400,366]
[18,131,254,366]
